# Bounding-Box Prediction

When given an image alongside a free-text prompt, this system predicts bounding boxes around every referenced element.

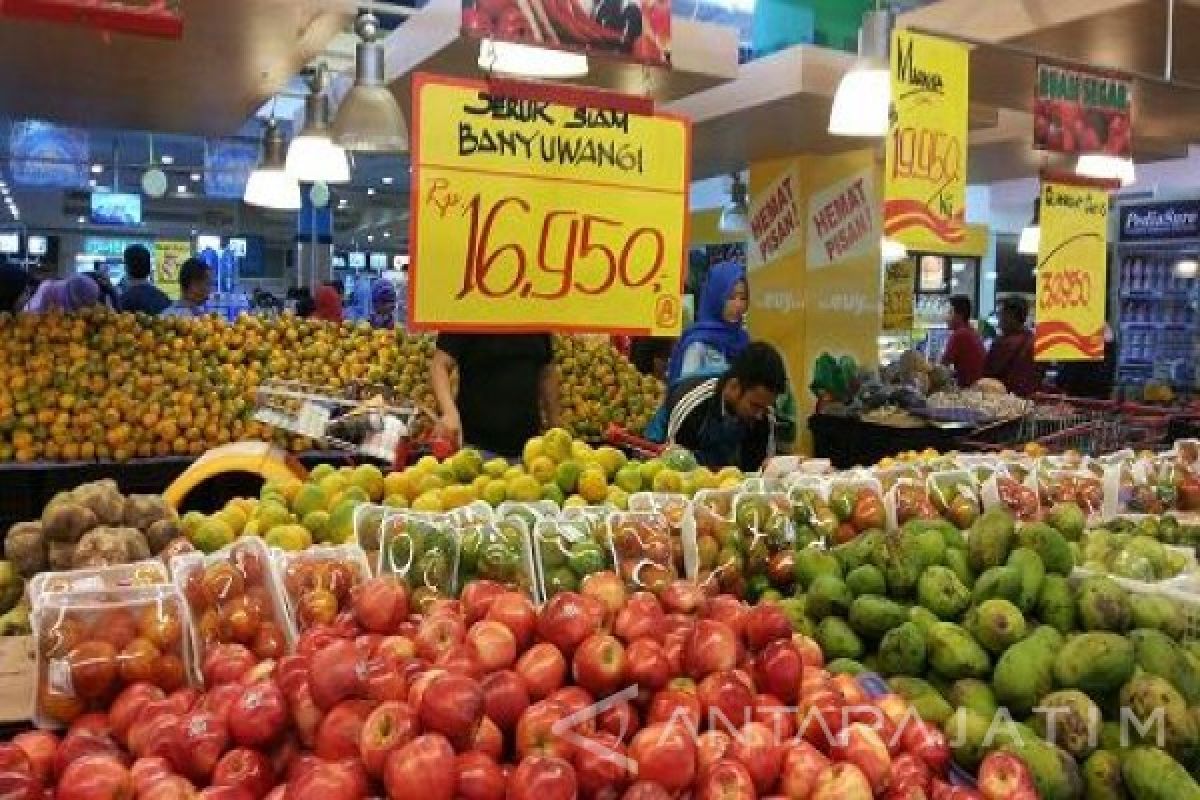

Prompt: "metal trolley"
[964,393,1174,455]
[253,380,452,469]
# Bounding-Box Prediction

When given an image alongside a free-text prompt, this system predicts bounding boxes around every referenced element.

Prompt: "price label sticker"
[295,402,331,439]
[409,74,690,336]
[361,416,406,461]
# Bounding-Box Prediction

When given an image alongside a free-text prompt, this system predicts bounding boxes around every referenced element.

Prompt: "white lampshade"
[1075,153,1136,187]
[286,135,351,184]
[882,237,908,264]
[829,9,892,137]
[479,39,588,79]
[1018,224,1040,256]
[244,169,302,211]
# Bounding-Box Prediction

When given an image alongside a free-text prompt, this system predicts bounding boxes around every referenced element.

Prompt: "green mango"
[926,622,991,680]
[877,621,926,677]
[1037,574,1077,634]
[1006,546,1045,613]
[1121,747,1200,800]
[1054,633,1136,694]
[847,594,908,642]
[916,566,970,621]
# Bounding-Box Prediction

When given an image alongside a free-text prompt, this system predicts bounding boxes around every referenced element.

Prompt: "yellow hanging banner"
[1034,177,1112,361]
[884,29,969,250]
[408,73,690,336]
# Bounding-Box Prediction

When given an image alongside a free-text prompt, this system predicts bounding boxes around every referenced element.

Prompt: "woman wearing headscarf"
[313,284,344,324]
[23,273,102,313]
[368,280,397,329]
[665,261,750,386]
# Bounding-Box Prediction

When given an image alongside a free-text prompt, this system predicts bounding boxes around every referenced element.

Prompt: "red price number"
[455,194,667,301]
[1039,267,1092,311]
[891,127,962,184]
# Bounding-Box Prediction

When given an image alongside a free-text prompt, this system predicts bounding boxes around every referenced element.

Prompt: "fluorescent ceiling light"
[478,39,589,79]
[829,10,892,137]
[718,173,749,234]
[1076,153,1136,187]
[287,63,352,184]
[333,13,409,153]
[1176,258,1198,278]
[244,119,302,211]
[367,187,376,196]
[177,185,188,194]
[382,176,394,185]
[91,164,104,174]
[191,172,202,182]
[160,154,174,165]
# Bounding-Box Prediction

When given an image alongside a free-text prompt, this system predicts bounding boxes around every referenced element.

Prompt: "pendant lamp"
[244,119,302,211]
[333,13,408,153]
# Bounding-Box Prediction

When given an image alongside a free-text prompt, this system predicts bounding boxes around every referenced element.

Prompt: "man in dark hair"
[162,257,212,318]
[663,341,787,470]
[984,295,1040,397]
[119,244,170,315]
[941,294,985,388]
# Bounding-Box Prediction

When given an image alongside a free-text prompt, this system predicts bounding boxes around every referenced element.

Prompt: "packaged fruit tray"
[1038,468,1107,521]
[352,502,389,553]
[1075,525,1198,586]
[826,472,886,542]
[729,491,797,598]
[1069,571,1200,643]
[978,468,1040,522]
[32,584,192,728]
[29,559,170,609]
[456,517,541,604]
[927,470,982,530]
[377,511,460,603]
[496,500,559,529]
[533,517,611,599]
[271,543,372,636]
[885,478,939,531]
[628,492,692,579]
[447,500,495,526]
[171,536,293,684]
[606,510,682,592]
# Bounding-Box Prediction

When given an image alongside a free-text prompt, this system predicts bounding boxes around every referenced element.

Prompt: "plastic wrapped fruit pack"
[887,478,939,529]
[1038,468,1106,518]
[721,492,797,599]
[352,503,388,552]
[979,467,1040,522]
[456,518,539,603]
[377,511,459,606]
[29,559,169,610]
[606,510,677,592]
[785,474,837,543]
[274,544,372,634]
[826,473,886,544]
[533,517,611,598]
[172,537,292,680]
[1116,455,1181,515]
[927,470,982,530]
[628,492,691,579]
[34,585,190,727]
[496,500,559,531]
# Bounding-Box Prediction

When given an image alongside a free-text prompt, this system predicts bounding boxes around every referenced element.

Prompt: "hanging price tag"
[361,416,408,462]
[295,403,331,439]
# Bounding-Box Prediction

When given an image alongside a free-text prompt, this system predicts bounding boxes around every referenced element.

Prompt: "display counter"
[809,410,984,468]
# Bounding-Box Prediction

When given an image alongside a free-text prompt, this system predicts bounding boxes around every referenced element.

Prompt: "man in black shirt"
[431,333,561,458]
[664,342,787,471]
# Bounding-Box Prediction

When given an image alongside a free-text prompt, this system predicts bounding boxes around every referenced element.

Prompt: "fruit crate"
[28,559,170,611]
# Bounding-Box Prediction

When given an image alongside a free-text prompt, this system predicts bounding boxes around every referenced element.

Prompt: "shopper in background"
[663,341,787,471]
[118,245,170,315]
[630,336,676,382]
[0,265,31,314]
[161,258,212,318]
[941,294,986,388]
[23,273,102,313]
[665,260,749,385]
[293,289,316,319]
[431,334,560,459]
[313,283,344,324]
[368,280,397,329]
[984,295,1040,397]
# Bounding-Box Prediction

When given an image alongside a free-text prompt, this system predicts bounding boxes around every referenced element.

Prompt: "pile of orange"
[0,309,662,463]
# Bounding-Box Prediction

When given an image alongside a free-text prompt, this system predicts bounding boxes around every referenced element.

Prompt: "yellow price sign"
[408,73,690,336]
[1034,176,1113,361]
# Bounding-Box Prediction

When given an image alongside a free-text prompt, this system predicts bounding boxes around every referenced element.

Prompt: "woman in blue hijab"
[665,261,750,386]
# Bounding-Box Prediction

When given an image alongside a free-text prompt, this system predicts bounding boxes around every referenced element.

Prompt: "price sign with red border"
[408,73,690,336]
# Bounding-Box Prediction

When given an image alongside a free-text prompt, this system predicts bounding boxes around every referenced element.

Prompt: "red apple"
[203,644,256,687]
[796,689,843,751]
[406,668,448,713]
[284,681,324,749]
[361,654,408,704]
[486,593,538,649]
[538,592,602,657]
[314,699,372,761]
[175,709,230,781]
[416,613,467,663]
[743,604,791,651]
[284,758,367,800]
[613,593,666,644]
[697,758,755,800]
[888,752,931,796]
[437,643,482,677]
[597,700,639,743]
[0,771,41,800]
[384,734,457,800]
[507,755,577,800]
[755,640,803,703]
[621,782,672,800]
[516,643,568,700]
[660,580,706,615]
[515,700,573,760]
[629,723,696,792]
[830,724,891,794]
[418,672,485,749]
[753,694,797,744]
[457,751,506,800]
[572,634,628,696]
[791,635,823,670]
[645,688,701,733]
[827,675,867,707]
[581,572,629,617]
[229,682,287,749]
[573,732,629,797]
[779,741,829,800]
[730,722,784,794]
[197,683,243,726]
[308,640,363,711]
[212,748,275,799]
[481,670,531,732]
[901,719,950,773]
[698,671,755,735]
[625,638,669,692]
[687,620,739,678]
[462,580,507,624]
[810,762,872,800]
[977,751,1036,800]
[704,596,747,635]
[352,575,409,633]
[56,755,132,800]
[55,731,123,777]
[359,701,417,778]
[696,730,733,775]
[11,731,56,786]
[467,620,519,673]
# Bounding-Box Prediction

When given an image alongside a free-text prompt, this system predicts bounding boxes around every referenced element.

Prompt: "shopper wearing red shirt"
[941,294,986,388]
[985,295,1041,397]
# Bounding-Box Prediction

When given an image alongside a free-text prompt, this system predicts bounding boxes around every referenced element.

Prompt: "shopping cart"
[962,393,1123,455]
[253,380,453,469]
[606,424,666,460]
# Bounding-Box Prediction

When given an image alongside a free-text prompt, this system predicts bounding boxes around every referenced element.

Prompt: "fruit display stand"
[808,410,974,469]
